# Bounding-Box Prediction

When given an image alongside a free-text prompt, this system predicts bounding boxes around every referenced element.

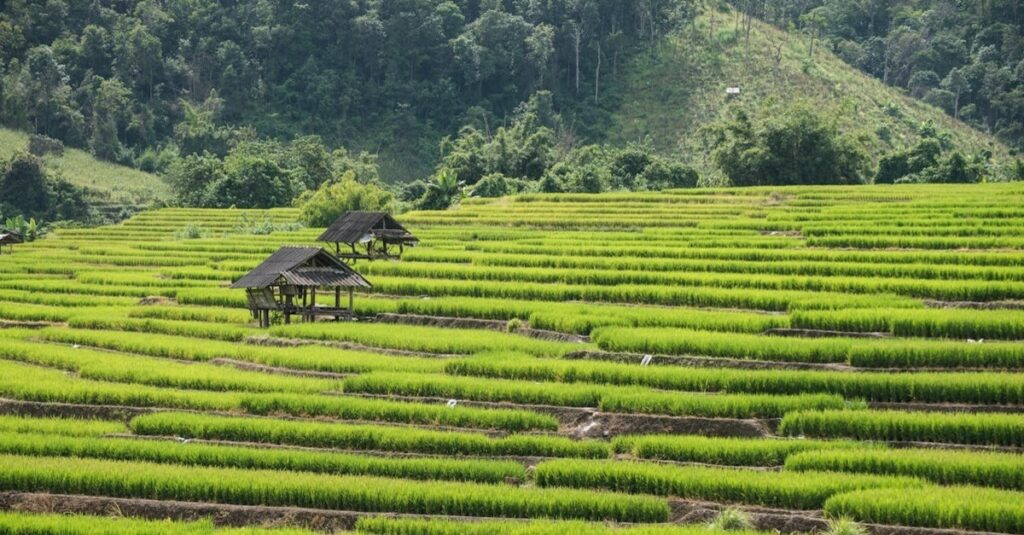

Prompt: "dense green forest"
[0,0,1022,221]
[0,0,688,176]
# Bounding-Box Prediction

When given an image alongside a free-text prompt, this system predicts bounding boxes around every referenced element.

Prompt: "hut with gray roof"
[230,246,371,327]
[318,211,418,262]
[0,229,22,255]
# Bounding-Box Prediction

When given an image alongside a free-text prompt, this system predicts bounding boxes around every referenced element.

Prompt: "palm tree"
[418,169,463,210]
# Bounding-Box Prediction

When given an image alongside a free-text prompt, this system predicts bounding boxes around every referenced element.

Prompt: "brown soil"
[339,393,770,438]
[373,313,589,343]
[924,299,1024,310]
[671,499,826,532]
[245,335,458,359]
[136,296,175,306]
[758,230,803,237]
[887,440,1024,454]
[0,491,359,531]
[340,392,596,427]
[870,401,1024,414]
[210,358,352,379]
[763,327,890,339]
[0,319,57,329]
[0,398,158,422]
[565,350,853,371]
[668,499,1008,535]
[581,413,770,439]
[0,492,1005,535]
[111,434,547,465]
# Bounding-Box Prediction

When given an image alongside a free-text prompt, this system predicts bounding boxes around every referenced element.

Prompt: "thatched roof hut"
[317,211,417,261]
[231,246,370,327]
[0,230,23,255]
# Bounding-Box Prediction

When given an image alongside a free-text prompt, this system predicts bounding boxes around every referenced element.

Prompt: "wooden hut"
[230,246,371,327]
[0,230,23,255]
[317,211,418,262]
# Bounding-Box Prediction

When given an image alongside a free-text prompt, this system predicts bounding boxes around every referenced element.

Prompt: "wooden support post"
[348,288,354,320]
[335,287,341,308]
[310,287,316,322]
[285,295,292,324]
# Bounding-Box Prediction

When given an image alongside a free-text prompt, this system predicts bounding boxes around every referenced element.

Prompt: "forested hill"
[1,0,1019,186]
[0,1,683,181]
[606,6,1014,180]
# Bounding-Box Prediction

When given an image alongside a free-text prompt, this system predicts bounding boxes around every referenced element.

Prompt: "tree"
[207,154,297,208]
[298,172,394,226]
[417,169,463,210]
[711,105,869,186]
[0,151,90,222]
[0,152,50,219]
[90,78,132,161]
[875,138,942,183]
[166,152,225,207]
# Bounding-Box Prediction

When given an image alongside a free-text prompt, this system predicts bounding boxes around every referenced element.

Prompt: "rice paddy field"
[2,183,1024,534]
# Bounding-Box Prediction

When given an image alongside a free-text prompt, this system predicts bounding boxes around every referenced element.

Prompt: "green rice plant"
[76,271,221,288]
[614,435,870,466]
[793,308,1024,341]
[0,454,667,522]
[533,458,923,509]
[362,258,1022,301]
[786,447,1024,490]
[0,511,319,534]
[128,304,254,323]
[0,431,524,484]
[130,412,612,458]
[0,338,340,394]
[0,289,136,307]
[0,415,125,437]
[67,316,255,341]
[355,517,766,535]
[597,390,848,419]
[707,508,754,531]
[240,393,559,432]
[343,371,844,418]
[591,327,854,363]
[0,302,89,322]
[36,328,446,374]
[595,326,1024,369]
[822,518,868,535]
[779,409,1024,447]
[369,275,918,312]
[846,338,1024,368]
[528,304,787,335]
[342,372,606,407]
[789,309,894,334]
[0,279,173,297]
[269,322,581,357]
[445,354,1024,405]
[823,486,1024,534]
[0,359,241,410]
[176,288,248,307]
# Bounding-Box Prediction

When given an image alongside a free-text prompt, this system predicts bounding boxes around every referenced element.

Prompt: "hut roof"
[317,211,417,245]
[230,246,371,289]
[0,230,23,245]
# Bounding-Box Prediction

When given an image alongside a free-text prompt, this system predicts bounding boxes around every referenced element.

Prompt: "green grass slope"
[607,9,1012,180]
[0,128,168,206]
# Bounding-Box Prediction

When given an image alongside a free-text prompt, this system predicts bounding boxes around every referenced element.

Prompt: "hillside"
[0,128,168,207]
[606,9,1012,181]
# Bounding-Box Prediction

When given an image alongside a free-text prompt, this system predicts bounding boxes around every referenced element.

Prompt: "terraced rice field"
[1,184,1024,534]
